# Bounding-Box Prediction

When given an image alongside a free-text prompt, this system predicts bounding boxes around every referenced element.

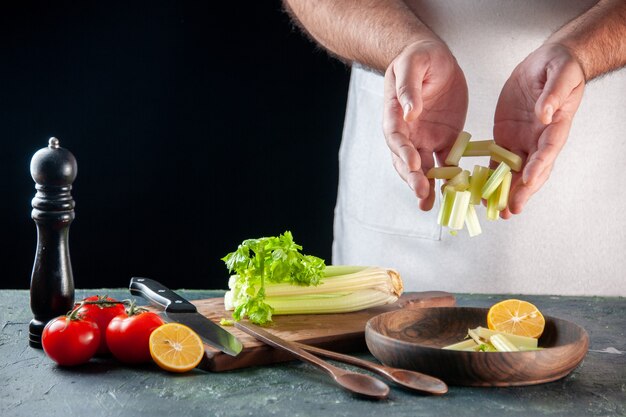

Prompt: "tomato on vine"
[106,302,164,364]
[76,295,126,355]
[42,310,101,366]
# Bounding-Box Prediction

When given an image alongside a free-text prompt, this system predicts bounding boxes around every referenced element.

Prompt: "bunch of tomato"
[42,295,164,366]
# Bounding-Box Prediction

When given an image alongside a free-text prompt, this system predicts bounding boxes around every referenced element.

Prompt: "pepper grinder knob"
[29,137,78,348]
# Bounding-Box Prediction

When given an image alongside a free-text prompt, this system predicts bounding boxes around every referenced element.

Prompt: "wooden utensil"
[365,307,589,387]
[188,291,456,372]
[235,321,390,400]
[294,341,448,395]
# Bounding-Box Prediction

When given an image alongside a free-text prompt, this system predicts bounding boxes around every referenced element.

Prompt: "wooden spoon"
[235,321,390,400]
[294,342,448,395]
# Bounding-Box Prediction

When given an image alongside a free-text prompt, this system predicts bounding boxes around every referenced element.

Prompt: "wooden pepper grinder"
[29,137,78,348]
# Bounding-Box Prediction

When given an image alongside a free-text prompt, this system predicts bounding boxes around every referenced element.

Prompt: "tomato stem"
[68,298,132,320]
[125,299,149,317]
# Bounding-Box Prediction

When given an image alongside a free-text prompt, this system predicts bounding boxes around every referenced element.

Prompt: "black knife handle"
[129,277,197,313]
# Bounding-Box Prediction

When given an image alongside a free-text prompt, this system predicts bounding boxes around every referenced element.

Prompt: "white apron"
[333,0,626,296]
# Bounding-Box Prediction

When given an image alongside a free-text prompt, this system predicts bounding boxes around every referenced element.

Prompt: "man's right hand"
[383,40,468,211]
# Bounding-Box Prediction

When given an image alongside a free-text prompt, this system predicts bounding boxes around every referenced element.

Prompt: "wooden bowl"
[365,307,589,387]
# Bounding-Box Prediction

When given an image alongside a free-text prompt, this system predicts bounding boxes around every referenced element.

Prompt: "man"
[283,0,626,296]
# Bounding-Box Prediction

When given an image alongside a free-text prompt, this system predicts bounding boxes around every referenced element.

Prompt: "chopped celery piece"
[481,162,511,199]
[469,165,489,205]
[486,190,500,220]
[475,327,538,349]
[490,334,520,352]
[477,343,497,352]
[489,143,522,172]
[443,327,542,353]
[447,169,470,191]
[463,140,495,157]
[442,339,477,351]
[425,130,522,235]
[465,204,482,237]
[496,171,512,211]
[437,186,456,227]
[448,190,471,230]
[445,131,472,166]
[427,166,462,179]
[467,328,483,346]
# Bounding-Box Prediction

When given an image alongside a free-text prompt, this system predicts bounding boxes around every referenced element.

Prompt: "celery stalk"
[445,131,472,166]
[230,266,401,297]
[437,186,456,227]
[427,166,462,179]
[442,339,477,351]
[463,140,495,157]
[465,204,482,237]
[489,143,522,172]
[448,190,471,230]
[486,190,500,220]
[469,165,490,204]
[264,289,398,314]
[481,162,511,199]
[224,266,404,316]
[447,169,470,191]
[475,327,538,349]
[490,334,520,352]
[496,171,512,211]
[467,328,484,346]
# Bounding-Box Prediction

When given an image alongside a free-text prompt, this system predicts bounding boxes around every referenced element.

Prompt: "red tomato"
[106,311,164,364]
[42,316,101,366]
[76,296,126,355]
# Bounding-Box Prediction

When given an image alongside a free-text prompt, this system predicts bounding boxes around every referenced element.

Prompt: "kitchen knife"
[129,277,243,356]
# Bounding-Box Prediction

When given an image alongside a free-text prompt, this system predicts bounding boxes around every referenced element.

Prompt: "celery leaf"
[222,231,325,324]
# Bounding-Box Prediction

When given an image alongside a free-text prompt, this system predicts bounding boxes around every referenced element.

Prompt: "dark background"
[1,1,350,290]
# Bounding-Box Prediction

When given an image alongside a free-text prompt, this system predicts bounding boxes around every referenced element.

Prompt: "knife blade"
[129,277,243,356]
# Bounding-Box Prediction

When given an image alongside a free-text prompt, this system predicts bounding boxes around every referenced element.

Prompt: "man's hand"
[383,40,468,211]
[494,43,585,218]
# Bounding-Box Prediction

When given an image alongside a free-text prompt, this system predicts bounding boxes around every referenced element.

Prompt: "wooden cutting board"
[189,291,456,372]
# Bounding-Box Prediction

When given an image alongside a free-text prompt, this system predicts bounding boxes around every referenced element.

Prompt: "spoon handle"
[294,341,387,372]
[234,321,389,399]
[234,321,340,376]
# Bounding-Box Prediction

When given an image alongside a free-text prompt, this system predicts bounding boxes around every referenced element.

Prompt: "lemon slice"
[149,323,205,372]
[487,299,545,339]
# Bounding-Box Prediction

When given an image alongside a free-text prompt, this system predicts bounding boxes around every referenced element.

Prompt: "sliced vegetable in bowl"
[444,299,545,352]
[442,326,542,352]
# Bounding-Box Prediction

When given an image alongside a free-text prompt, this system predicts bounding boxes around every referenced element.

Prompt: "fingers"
[506,122,567,214]
[419,179,436,211]
[508,165,552,214]
[383,67,420,171]
[495,47,585,217]
[383,44,463,211]
[393,55,427,122]
[384,64,430,200]
[527,60,582,187]
[522,119,570,187]
[391,153,429,200]
[418,150,436,211]
[534,59,584,125]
